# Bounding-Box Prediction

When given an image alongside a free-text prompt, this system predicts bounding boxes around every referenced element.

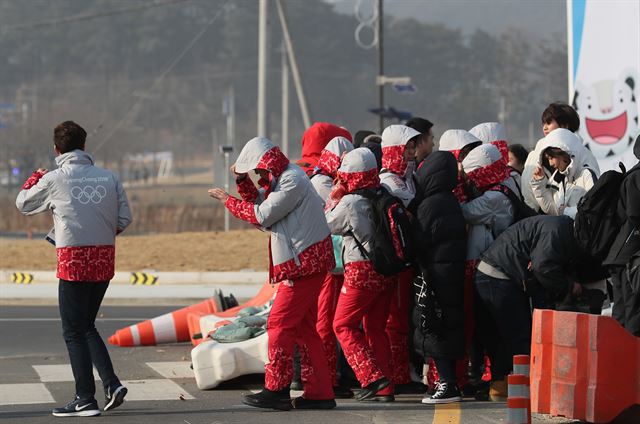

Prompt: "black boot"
[291,397,337,410]
[354,378,390,401]
[242,388,292,411]
[333,385,354,399]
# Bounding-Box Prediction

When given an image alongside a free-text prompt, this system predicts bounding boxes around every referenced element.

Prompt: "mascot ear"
[572,90,580,110]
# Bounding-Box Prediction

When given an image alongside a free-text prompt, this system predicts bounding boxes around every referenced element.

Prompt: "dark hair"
[542,147,571,171]
[405,117,434,135]
[361,140,383,170]
[458,141,482,162]
[54,121,87,154]
[353,130,376,148]
[541,102,580,132]
[508,143,529,165]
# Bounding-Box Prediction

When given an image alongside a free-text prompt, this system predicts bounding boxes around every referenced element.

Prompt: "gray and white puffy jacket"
[461,144,516,260]
[226,137,334,284]
[16,150,132,282]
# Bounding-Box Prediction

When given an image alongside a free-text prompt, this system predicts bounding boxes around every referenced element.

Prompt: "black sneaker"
[354,378,390,401]
[104,385,127,412]
[421,382,462,404]
[291,397,337,409]
[52,396,101,417]
[242,389,292,411]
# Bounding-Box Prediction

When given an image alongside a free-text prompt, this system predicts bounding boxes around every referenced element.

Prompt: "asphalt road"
[0,305,580,424]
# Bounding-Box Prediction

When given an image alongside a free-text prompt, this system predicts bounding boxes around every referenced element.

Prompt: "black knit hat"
[405,117,434,134]
[354,130,376,148]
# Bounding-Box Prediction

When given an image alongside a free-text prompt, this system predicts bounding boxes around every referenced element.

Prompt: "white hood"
[381,124,421,148]
[469,122,507,143]
[439,130,481,154]
[537,128,591,181]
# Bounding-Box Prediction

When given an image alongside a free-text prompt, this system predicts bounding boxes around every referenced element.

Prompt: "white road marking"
[0,383,55,405]
[122,379,195,401]
[146,362,194,379]
[32,364,99,382]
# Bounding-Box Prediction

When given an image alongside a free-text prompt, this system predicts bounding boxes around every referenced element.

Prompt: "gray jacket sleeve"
[15,175,52,216]
[115,177,132,232]
[325,196,352,236]
[253,173,304,228]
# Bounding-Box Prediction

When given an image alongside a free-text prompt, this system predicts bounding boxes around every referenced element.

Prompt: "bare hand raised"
[208,188,230,202]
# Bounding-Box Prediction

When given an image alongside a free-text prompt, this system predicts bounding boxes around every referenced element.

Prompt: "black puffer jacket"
[480,215,576,299]
[604,134,640,266]
[412,151,467,360]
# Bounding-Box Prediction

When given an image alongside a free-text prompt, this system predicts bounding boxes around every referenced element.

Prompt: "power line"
[1,0,193,33]
[92,0,232,153]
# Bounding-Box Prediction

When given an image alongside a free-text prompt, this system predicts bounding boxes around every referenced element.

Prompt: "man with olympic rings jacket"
[16,121,132,417]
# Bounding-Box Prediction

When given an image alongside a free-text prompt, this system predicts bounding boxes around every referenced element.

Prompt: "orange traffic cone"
[108,297,222,346]
[531,309,640,423]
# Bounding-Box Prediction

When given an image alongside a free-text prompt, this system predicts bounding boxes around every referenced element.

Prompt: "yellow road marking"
[432,403,461,424]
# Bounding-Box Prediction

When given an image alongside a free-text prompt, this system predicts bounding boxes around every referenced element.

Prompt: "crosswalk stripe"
[122,379,195,401]
[32,364,99,382]
[0,383,55,405]
[146,362,194,379]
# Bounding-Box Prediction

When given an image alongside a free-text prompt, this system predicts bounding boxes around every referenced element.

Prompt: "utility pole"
[257,0,268,137]
[281,43,289,156]
[377,0,384,133]
[276,0,311,129]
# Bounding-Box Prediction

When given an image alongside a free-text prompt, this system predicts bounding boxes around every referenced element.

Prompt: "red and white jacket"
[225,137,335,284]
[16,150,132,282]
[310,136,353,205]
[325,148,390,291]
[379,124,421,207]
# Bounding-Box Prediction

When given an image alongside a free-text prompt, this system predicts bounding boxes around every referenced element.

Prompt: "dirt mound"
[0,230,269,272]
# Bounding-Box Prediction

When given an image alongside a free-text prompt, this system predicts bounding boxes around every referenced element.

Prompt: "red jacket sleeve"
[225,196,259,225]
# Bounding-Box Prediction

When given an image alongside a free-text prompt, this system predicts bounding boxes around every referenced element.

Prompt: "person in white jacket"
[208,137,336,410]
[522,102,600,210]
[16,121,132,417]
[309,136,353,397]
[379,124,422,390]
[327,148,395,401]
[530,128,598,218]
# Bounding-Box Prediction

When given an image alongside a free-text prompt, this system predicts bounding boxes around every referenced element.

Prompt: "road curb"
[0,269,267,285]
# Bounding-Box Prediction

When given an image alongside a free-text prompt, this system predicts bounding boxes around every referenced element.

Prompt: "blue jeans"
[59,280,120,400]
[474,271,532,380]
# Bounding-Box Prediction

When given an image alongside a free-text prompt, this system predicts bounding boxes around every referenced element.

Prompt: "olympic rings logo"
[70,185,107,205]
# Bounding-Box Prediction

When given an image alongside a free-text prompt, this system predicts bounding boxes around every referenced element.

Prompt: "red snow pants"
[264,273,334,400]
[316,272,344,387]
[333,284,394,395]
[385,267,414,385]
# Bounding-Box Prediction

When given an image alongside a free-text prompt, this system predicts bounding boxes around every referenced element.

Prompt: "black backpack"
[349,186,416,276]
[574,164,635,262]
[489,184,538,223]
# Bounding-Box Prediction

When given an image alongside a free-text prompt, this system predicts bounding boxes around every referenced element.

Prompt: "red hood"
[317,149,341,178]
[466,159,511,191]
[257,146,290,179]
[298,122,352,175]
[338,169,380,193]
[382,145,408,175]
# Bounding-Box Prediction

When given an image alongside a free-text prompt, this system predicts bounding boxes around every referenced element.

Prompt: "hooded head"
[469,122,509,162]
[439,130,482,161]
[380,124,421,175]
[234,137,290,179]
[414,151,458,197]
[462,143,511,191]
[315,136,354,178]
[336,148,380,193]
[298,122,352,175]
[538,128,590,180]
